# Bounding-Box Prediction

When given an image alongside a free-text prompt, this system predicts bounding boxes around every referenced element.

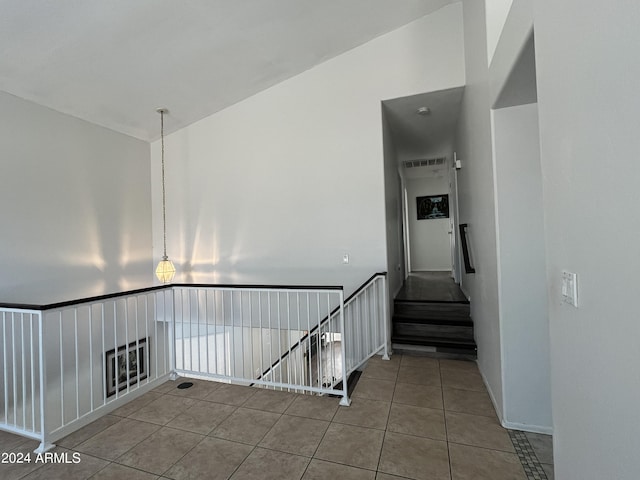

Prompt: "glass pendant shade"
[155,257,175,283]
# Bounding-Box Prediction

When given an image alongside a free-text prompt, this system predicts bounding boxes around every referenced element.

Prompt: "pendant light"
[155,108,176,283]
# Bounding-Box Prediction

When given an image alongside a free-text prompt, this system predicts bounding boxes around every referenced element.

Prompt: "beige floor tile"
[367,353,400,365]
[0,439,45,480]
[153,379,180,393]
[259,414,329,456]
[211,407,280,445]
[116,426,203,475]
[21,449,109,480]
[241,388,297,413]
[397,366,441,387]
[204,383,257,406]
[164,436,252,480]
[303,459,375,480]
[92,463,160,480]
[387,403,446,441]
[525,432,554,464]
[166,399,236,434]
[74,418,160,460]
[57,415,122,448]
[314,423,384,470]
[400,355,440,369]
[440,368,485,392]
[376,473,413,480]
[361,362,400,381]
[446,411,514,453]
[378,431,450,480]
[0,430,33,451]
[392,382,443,410]
[333,398,391,430]
[284,394,339,421]
[353,377,396,402]
[449,443,526,480]
[230,447,309,480]
[443,387,496,418]
[439,359,478,372]
[165,378,222,399]
[129,394,197,425]
[111,391,163,418]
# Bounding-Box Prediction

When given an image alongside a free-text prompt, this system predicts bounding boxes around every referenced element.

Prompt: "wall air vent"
[403,157,446,169]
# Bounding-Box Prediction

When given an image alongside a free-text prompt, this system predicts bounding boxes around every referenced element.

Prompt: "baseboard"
[478,367,504,425]
[460,285,471,301]
[501,420,553,435]
[393,282,403,299]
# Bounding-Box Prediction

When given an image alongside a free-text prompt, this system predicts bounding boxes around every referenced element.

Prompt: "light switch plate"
[342,254,349,264]
[561,271,578,307]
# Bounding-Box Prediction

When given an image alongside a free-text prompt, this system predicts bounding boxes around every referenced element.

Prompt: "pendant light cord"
[160,109,168,260]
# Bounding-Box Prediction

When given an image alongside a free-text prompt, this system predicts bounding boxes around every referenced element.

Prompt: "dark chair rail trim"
[459,223,476,274]
[0,283,346,311]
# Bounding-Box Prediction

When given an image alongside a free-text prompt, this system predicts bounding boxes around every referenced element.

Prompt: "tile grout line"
[222,389,297,479]
[306,392,340,463]
[106,387,214,478]
[374,352,401,476]
[440,359,454,480]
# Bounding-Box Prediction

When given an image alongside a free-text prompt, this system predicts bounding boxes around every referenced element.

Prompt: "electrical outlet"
[561,271,578,307]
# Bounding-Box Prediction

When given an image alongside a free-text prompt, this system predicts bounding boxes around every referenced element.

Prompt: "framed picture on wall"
[105,338,149,397]
[417,194,449,220]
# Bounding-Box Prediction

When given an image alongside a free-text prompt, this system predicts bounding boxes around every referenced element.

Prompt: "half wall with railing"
[0,273,389,453]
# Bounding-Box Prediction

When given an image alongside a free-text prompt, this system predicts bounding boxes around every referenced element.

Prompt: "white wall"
[406,175,452,271]
[382,110,406,299]
[493,103,551,432]
[455,0,504,417]
[0,92,152,304]
[534,1,640,477]
[485,0,514,64]
[153,4,465,296]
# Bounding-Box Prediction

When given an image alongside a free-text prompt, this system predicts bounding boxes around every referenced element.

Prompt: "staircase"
[392,299,477,357]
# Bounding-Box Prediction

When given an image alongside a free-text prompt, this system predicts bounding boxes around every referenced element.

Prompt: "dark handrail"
[459,223,476,274]
[253,272,387,383]
[0,282,344,311]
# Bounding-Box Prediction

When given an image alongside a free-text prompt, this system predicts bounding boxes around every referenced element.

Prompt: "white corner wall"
[485,0,515,64]
[0,91,152,304]
[456,0,503,416]
[382,111,405,299]
[534,1,640,478]
[153,3,465,295]
[493,103,551,432]
[406,176,452,272]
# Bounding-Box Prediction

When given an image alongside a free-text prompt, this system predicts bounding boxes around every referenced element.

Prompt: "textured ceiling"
[0,0,455,140]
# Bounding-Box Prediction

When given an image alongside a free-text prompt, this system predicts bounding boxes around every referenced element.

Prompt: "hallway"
[395,272,467,303]
[0,355,553,480]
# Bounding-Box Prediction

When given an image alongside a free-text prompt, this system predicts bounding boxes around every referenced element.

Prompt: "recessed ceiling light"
[417,107,431,115]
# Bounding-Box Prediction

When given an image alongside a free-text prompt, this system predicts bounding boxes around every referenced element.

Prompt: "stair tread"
[393,324,473,336]
[391,334,477,348]
[394,299,469,306]
[393,314,472,326]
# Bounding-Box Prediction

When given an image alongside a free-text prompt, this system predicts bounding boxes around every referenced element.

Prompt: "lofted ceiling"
[0,0,456,141]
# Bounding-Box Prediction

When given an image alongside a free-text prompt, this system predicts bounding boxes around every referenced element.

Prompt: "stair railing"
[0,274,389,453]
[255,273,389,393]
[459,223,476,274]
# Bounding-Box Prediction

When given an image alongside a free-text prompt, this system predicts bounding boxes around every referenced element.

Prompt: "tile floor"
[0,354,554,480]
